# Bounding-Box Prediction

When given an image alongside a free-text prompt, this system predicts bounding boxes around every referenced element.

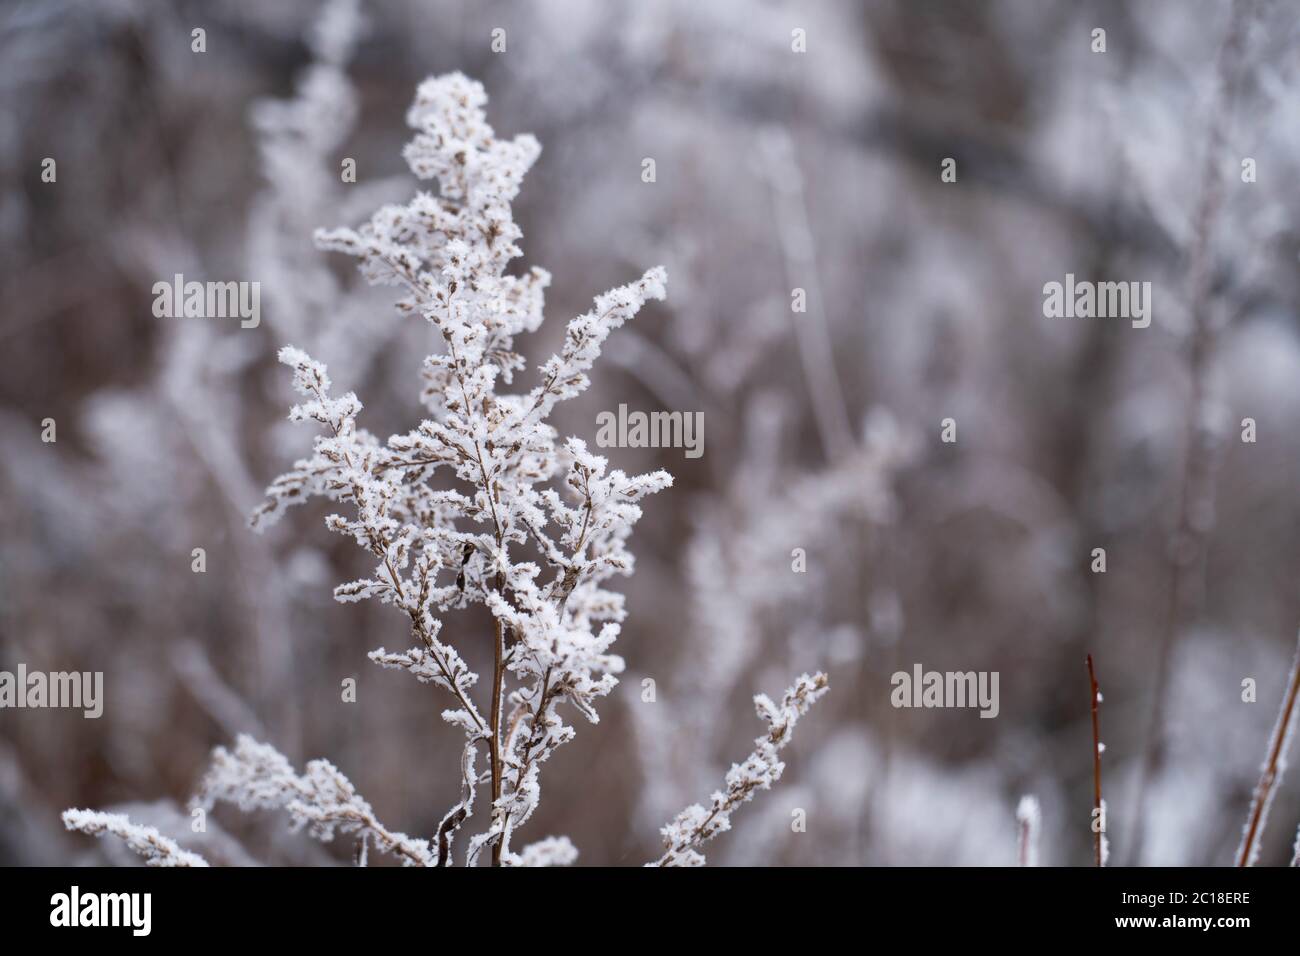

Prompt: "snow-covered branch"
[62,809,209,868]
[194,735,433,867]
[651,672,829,866]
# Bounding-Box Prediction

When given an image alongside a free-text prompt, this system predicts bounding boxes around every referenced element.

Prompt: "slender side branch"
[651,672,828,867]
[63,810,209,867]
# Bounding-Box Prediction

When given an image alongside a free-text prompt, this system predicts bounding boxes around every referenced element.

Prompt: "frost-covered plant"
[651,672,828,866]
[62,69,827,869]
[243,71,672,866]
[630,400,910,852]
[62,810,209,868]
[194,735,435,866]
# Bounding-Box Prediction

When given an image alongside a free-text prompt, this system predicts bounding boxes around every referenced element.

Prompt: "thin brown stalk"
[1087,654,1103,867]
[1236,629,1300,867]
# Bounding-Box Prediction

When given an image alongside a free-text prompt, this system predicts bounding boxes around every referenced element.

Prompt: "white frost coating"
[248,70,669,865]
[194,735,434,867]
[1016,795,1040,867]
[59,64,826,871]
[62,809,209,868]
[502,835,579,867]
[651,672,829,866]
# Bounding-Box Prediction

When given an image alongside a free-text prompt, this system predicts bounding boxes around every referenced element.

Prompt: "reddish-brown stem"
[489,571,506,866]
[1087,654,1103,867]
[1236,631,1300,867]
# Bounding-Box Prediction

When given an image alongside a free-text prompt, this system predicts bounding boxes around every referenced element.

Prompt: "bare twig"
[1236,629,1300,867]
[1087,654,1104,867]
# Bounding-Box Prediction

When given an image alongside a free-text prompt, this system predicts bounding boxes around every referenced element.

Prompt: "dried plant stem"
[1087,654,1103,868]
[489,572,506,867]
[1236,630,1300,867]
